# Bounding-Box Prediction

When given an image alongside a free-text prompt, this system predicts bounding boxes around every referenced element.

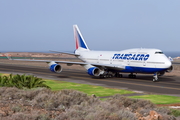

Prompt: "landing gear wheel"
[107,74,112,78]
[100,75,106,78]
[132,75,136,78]
[153,78,159,82]
[115,73,123,78]
[117,74,123,78]
[120,74,123,77]
[128,73,136,78]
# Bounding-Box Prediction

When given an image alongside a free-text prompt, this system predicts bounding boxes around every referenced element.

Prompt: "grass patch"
[1,73,180,105]
[0,73,9,76]
[129,95,180,104]
[45,80,134,97]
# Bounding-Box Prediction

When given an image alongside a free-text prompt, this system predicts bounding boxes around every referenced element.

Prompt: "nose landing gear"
[153,73,159,82]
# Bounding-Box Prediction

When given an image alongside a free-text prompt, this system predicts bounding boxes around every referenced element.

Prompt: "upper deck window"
[155,51,163,54]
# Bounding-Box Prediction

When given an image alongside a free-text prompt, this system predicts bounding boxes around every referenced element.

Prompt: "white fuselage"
[75,48,171,73]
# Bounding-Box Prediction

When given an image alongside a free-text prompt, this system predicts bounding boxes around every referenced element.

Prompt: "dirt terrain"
[1,52,75,58]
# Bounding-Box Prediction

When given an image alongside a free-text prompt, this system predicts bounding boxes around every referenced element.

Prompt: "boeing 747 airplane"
[8,25,173,82]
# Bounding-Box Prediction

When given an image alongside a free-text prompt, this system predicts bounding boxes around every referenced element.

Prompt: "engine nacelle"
[166,65,173,73]
[87,67,104,76]
[49,64,62,73]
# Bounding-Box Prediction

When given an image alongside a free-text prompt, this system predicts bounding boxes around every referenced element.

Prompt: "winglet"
[168,56,173,61]
[73,25,89,50]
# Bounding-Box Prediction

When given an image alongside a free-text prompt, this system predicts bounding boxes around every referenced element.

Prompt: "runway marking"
[0,68,180,91]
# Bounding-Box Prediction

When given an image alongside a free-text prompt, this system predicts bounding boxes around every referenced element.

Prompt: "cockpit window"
[155,51,163,54]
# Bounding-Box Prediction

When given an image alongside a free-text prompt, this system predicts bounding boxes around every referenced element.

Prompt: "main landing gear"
[128,73,136,78]
[115,72,123,78]
[153,72,159,82]
[99,71,114,78]
[99,72,159,82]
[115,72,136,78]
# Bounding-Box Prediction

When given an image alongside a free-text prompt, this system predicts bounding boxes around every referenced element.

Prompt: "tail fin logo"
[73,25,89,50]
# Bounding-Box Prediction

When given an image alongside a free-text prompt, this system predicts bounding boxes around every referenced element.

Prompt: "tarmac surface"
[0,62,180,97]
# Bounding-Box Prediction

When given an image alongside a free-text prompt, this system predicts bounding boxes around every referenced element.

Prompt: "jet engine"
[87,67,104,76]
[49,63,62,73]
[166,65,173,73]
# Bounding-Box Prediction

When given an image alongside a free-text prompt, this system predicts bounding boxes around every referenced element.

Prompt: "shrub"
[0,86,178,120]
[0,74,50,89]
[155,107,171,115]
[106,94,155,112]
[170,109,180,117]
[5,112,51,120]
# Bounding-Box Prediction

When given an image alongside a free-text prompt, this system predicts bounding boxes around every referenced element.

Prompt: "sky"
[0,0,180,52]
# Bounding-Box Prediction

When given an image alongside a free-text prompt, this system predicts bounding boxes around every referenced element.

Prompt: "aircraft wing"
[49,50,80,56]
[8,58,125,70]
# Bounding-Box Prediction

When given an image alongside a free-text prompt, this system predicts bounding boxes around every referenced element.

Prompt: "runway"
[0,63,180,96]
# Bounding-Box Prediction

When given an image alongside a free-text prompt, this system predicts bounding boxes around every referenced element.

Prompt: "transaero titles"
[112,53,150,61]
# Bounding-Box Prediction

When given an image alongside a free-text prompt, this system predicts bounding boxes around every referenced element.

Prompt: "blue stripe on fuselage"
[109,66,167,73]
[121,66,167,73]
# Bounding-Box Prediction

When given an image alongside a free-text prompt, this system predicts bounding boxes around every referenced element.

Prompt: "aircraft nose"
[165,59,172,68]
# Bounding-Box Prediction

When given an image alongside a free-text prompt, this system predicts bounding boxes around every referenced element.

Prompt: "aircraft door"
[143,61,146,66]
[98,56,100,63]
[128,59,130,65]
[98,54,103,63]
[110,57,113,64]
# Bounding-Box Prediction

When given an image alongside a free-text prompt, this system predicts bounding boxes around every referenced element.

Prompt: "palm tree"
[0,74,50,89]
[25,75,50,89]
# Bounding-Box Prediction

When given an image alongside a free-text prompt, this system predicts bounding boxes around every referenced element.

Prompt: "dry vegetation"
[0,87,179,120]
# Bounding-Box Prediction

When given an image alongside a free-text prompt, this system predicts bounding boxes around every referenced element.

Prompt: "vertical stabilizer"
[73,25,89,50]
